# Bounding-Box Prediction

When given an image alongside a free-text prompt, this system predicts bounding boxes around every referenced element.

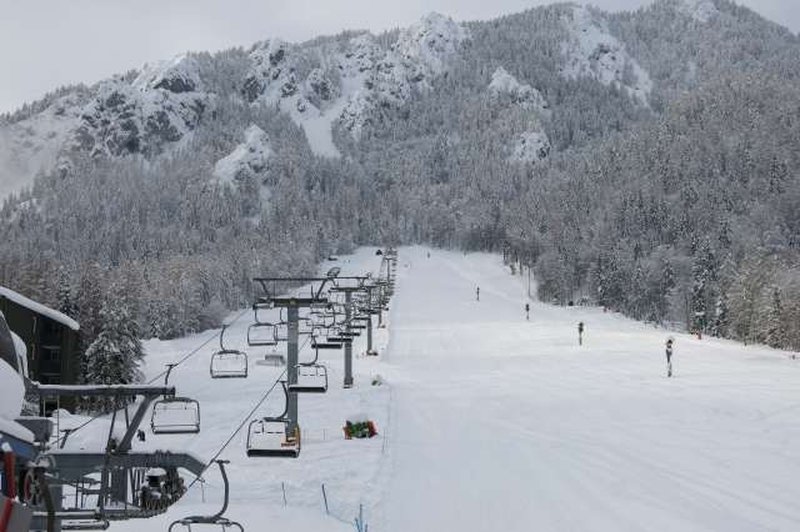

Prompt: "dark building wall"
[0,296,80,410]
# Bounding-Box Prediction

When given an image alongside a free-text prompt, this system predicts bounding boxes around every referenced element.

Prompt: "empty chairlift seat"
[311,335,342,350]
[297,317,314,336]
[168,460,243,532]
[308,311,325,328]
[151,399,201,435]
[273,321,289,342]
[248,305,278,347]
[247,322,277,347]
[210,325,248,379]
[326,327,353,344]
[246,382,300,458]
[151,364,201,435]
[210,350,248,378]
[288,346,328,394]
[246,419,300,458]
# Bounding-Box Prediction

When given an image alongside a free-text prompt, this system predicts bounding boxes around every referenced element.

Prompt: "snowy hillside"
[214,124,272,184]
[0,55,210,199]
[242,13,469,155]
[675,0,719,23]
[2,0,796,200]
[75,57,211,158]
[75,246,800,531]
[511,130,551,163]
[560,5,653,104]
[488,67,549,112]
[0,94,82,197]
[2,0,800,363]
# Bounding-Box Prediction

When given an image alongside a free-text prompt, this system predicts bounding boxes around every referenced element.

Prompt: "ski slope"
[90,246,800,531]
[381,248,800,531]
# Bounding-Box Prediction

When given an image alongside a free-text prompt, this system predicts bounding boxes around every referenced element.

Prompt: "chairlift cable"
[187,332,313,488]
[54,308,251,448]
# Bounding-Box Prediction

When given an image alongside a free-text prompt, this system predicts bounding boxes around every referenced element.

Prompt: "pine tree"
[56,266,77,319]
[711,293,729,338]
[75,263,106,384]
[763,286,786,349]
[84,302,144,412]
[690,243,716,334]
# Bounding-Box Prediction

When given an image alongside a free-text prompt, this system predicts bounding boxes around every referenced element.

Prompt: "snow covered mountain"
[241,12,469,155]
[560,5,653,104]
[1,0,799,350]
[5,0,792,199]
[214,124,272,184]
[74,56,212,158]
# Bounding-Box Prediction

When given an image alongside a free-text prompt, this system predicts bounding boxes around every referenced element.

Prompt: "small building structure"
[0,287,80,412]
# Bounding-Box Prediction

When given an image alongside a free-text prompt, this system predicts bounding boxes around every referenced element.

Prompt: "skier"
[476,286,480,301]
[666,337,674,377]
[525,302,530,320]
[578,321,584,346]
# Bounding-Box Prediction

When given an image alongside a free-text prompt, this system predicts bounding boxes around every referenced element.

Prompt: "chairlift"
[247,305,277,347]
[309,301,331,311]
[297,317,314,336]
[168,460,243,532]
[210,325,248,379]
[246,382,300,458]
[253,298,272,310]
[273,321,289,342]
[151,364,201,435]
[311,337,343,350]
[321,313,338,328]
[288,348,328,394]
[309,311,328,328]
[247,323,277,347]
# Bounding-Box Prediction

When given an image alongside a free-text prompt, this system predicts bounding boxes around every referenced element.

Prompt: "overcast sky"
[0,0,797,114]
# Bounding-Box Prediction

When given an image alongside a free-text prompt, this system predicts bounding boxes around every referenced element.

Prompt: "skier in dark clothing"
[476,286,480,301]
[666,337,674,377]
[525,303,530,320]
[578,322,584,346]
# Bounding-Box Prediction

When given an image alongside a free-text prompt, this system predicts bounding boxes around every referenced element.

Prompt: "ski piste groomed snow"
[80,246,800,532]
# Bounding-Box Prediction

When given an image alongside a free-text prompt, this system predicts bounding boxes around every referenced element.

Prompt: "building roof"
[0,286,80,331]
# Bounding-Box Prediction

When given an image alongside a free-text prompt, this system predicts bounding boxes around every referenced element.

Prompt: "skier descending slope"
[476,286,480,301]
[525,303,530,321]
[666,337,675,377]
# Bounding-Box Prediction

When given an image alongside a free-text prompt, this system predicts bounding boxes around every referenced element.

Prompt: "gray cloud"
[0,0,797,114]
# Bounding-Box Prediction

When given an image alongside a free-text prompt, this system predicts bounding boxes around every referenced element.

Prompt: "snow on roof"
[0,417,34,446]
[0,286,80,331]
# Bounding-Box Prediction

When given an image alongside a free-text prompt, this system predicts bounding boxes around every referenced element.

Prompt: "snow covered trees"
[0,0,799,356]
[84,301,144,411]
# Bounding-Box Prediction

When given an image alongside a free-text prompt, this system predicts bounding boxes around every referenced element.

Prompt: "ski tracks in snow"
[378,247,800,532]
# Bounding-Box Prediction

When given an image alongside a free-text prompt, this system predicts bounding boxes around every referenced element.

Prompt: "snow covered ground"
[101,247,392,532]
[75,246,800,531]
